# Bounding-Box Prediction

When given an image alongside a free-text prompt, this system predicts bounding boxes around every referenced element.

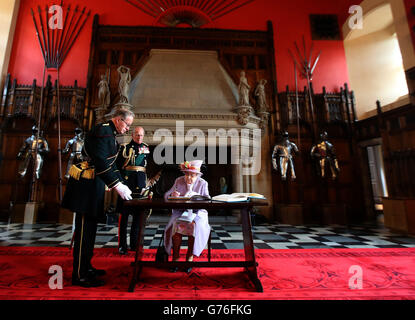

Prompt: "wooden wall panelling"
[275,81,366,224]
[0,75,87,222]
[0,116,36,220]
[368,99,415,234]
[376,102,415,198]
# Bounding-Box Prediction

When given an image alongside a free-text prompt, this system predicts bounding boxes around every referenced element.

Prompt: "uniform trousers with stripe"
[118,210,141,250]
[72,212,98,279]
[117,170,146,250]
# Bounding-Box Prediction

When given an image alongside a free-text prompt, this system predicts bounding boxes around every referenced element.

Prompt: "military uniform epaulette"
[94,122,116,138]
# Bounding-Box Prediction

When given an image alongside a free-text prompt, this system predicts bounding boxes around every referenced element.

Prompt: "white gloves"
[114,182,132,200]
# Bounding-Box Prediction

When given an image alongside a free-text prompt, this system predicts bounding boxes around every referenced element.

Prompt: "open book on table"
[211,193,266,202]
[167,194,211,201]
[177,210,196,223]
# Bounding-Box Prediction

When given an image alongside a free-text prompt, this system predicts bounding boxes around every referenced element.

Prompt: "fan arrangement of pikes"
[30,2,90,201]
[124,0,255,27]
[288,36,322,145]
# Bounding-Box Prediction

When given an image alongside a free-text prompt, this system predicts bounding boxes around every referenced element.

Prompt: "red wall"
[8,0,357,92]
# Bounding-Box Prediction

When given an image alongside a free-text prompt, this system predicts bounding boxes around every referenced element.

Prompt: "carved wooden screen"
[86,16,278,127]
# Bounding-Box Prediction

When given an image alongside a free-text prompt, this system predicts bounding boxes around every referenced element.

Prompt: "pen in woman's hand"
[171,186,180,197]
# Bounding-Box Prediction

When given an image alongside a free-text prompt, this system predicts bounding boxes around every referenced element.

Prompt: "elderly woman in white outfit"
[163,160,211,273]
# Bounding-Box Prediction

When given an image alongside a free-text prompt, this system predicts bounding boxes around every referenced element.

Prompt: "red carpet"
[0,247,415,300]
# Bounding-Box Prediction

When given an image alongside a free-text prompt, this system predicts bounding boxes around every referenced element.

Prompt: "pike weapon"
[31,4,90,201]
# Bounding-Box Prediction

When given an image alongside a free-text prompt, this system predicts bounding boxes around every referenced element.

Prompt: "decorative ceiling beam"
[212,0,255,20]
[197,0,210,11]
[124,0,158,18]
[124,0,256,27]
[206,0,228,16]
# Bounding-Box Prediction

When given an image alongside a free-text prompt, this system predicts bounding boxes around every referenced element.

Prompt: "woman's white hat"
[180,160,203,175]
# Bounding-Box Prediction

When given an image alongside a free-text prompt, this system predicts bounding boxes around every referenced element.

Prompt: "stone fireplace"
[116,49,273,216]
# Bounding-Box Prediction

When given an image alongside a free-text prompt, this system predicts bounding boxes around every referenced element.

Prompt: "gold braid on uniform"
[68,161,95,180]
[122,146,135,169]
[122,148,135,169]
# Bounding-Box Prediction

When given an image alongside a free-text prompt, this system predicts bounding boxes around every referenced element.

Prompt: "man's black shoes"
[72,276,105,288]
[73,266,106,288]
[119,246,128,255]
[87,267,106,278]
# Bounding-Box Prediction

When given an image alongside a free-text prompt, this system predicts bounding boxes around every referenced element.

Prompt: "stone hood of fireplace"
[126,49,265,143]
[130,49,239,115]
[113,49,271,213]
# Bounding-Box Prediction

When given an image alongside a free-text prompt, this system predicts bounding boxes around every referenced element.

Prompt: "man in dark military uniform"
[61,108,134,287]
[117,126,150,254]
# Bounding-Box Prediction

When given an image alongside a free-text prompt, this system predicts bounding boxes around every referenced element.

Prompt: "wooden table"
[124,198,268,292]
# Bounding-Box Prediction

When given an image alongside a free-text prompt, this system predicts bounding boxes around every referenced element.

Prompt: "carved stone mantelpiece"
[110,49,270,220]
[233,105,254,126]
[131,112,261,125]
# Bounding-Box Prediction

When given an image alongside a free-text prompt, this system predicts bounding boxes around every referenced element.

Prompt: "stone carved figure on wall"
[238,71,251,107]
[272,131,299,180]
[117,65,131,104]
[62,128,85,179]
[255,79,268,113]
[234,71,253,125]
[310,131,340,180]
[97,74,110,107]
[17,125,49,180]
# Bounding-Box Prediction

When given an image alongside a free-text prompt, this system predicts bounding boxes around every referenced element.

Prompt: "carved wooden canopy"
[124,0,256,27]
[87,18,277,133]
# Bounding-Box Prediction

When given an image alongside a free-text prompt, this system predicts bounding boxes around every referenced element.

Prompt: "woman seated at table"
[163,160,211,273]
